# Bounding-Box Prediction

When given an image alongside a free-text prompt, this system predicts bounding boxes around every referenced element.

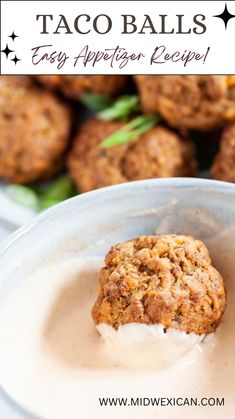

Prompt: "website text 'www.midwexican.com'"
[99,397,224,408]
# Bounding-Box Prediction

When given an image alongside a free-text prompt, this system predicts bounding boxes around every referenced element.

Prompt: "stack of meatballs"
[0,74,235,192]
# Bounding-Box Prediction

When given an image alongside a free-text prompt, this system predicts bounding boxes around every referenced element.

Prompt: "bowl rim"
[1,177,235,259]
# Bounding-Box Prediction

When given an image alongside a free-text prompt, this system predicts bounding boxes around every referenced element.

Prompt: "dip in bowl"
[0,178,234,419]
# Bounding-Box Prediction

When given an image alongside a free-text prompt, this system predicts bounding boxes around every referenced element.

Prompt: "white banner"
[0,0,235,74]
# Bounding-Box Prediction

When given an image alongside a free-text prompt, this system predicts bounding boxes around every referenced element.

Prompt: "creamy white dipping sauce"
[0,230,235,419]
[97,323,204,368]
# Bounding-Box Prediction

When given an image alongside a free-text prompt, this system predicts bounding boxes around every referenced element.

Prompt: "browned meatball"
[135,75,235,131]
[35,75,127,100]
[0,76,71,184]
[211,122,235,182]
[92,235,226,335]
[68,118,196,192]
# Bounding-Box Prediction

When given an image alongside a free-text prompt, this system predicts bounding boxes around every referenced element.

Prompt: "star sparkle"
[214,3,235,29]
[11,55,21,65]
[1,44,14,58]
[8,31,18,42]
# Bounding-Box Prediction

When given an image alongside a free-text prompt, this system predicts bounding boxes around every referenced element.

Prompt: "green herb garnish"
[37,174,77,210]
[98,95,139,121]
[80,93,112,111]
[6,185,39,210]
[100,115,161,148]
[80,94,140,120]
[6,175,77,211]
[39,197,64,210]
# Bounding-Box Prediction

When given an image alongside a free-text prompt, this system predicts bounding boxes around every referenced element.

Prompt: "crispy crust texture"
[92,235,226,335]
[211,122,235,182]
[134,75,235,131]
[34,75,127,99]
[68,118,197,192]
[0,76,71,184]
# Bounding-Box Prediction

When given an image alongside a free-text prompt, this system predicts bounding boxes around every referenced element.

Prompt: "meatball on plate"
[0,76,71,184]
[68,118,196,192]
[212,122,235,182]
[135,75,235,131]
[35,75,127,100]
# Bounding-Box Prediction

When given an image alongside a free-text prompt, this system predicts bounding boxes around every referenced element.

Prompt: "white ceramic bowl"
[1,178,235,419]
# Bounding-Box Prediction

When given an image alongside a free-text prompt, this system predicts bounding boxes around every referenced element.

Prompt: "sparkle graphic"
[11,55,21,65]
[8,31,18,42]
[1,44,14,58]
[214,3,235,29]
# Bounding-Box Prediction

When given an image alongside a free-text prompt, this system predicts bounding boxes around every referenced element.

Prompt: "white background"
[1,0,235,74]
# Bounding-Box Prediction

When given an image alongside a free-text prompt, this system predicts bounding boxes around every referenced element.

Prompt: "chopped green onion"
[5,175,77,212]
[38,197,63,210]
[37,175,77,210]
[100,115,161,148]
[80,93,140,120]
[38,175,77,202]
[5,185,39,210]
[80,93,112,111]
[98,95,140,121]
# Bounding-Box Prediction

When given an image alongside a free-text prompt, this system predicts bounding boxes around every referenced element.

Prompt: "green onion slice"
[98,95,140,120]
[38,197,63,211]
[5,185,39,210]
[80,93,112,111]
[37,175,77,202]
[5,175,77,211]
[100,115,161,148]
